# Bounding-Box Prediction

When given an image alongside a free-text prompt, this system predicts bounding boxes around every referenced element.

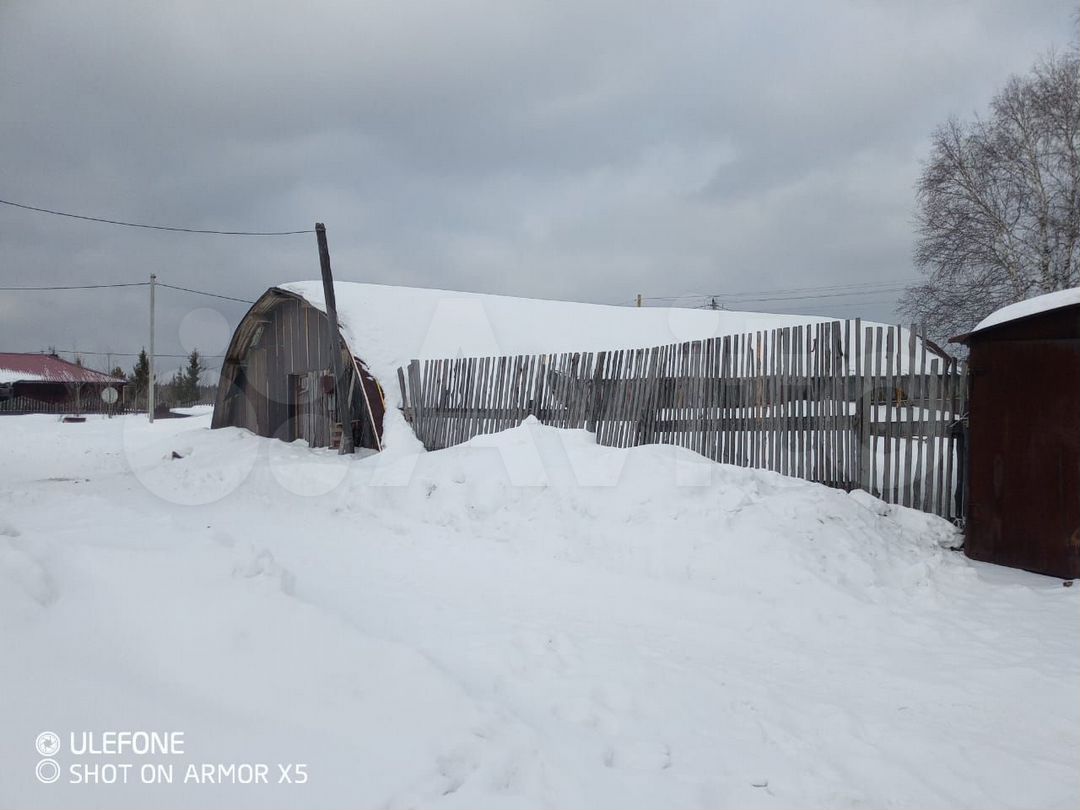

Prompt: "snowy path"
[1,412,1077,809]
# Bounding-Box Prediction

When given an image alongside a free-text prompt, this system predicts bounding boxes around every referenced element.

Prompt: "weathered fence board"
[397,320,967,520]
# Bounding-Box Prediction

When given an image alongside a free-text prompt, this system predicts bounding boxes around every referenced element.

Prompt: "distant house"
[0,353,126,413]
[952,287,1080,579]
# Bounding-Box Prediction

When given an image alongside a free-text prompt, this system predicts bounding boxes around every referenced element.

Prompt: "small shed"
[952,288,1080,579]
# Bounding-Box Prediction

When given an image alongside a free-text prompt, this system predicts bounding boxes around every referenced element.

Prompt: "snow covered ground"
[1,410,1077,809]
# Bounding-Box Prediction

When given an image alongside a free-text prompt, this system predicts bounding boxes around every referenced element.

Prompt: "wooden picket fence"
[398,319,968,520]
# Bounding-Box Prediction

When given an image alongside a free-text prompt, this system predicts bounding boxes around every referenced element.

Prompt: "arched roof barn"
[213,281,940,454]
[211,287,384,451]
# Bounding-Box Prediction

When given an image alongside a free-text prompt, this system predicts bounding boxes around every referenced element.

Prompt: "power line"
[642,279,912,303]
[0,282,148,291]
[156,283,254,304]
[0,197,314,236]
[0,279,253,303]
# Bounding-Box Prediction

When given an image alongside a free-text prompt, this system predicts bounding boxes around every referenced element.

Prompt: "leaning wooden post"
[315,222,355,454]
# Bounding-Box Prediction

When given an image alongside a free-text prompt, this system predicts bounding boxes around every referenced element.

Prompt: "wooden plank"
[882,327,894,501]
[757,330,766,468]
[842,320,852,486]
[858,325,871,491]
[767,329,777,472]
[524,353,537,428]
[793,325,801,477]
[598,349,618,445]
[485,355,499,433]
[827,322,838,484]
[407,361,420,445]
[717,337,729,463]
[458,357,472,445]
[728,335,738,463]
[694,341,707,457]
[751,334,761,468]
[652,346,666,446]
[793,326,802,479]
[743,333,752,466]
[943,357,956,519]
[903,326,916,506]
[575,352,590,430]
[913,331,928,509]
[835,320,845,486]
[419,358,433,446]
[457,360,470,447]
[426,359,438,449]
[623,348,640,447]
[616,349,632,447]
[618,348,633,446]
[777,327,785,473]
[514,354,527,429]
[925,358,941,515]
[616,349,630,447]
[495,355,509,432]
[708,339,718,459]
[397,367,409,423]
[953,359,968,520]
[777,328,787,475]
[436,358,450,449]
[476,355,490,438]
[890,327,902,503]
[831,322,840,485]
[742,333,752,466]
[645,345,662,446]
[808,323,818,481]
[475,356,489,434]
[933,358,947,516]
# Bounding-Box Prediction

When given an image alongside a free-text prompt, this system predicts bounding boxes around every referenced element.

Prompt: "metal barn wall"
[964,305,1080,579]
[212,290,378,449]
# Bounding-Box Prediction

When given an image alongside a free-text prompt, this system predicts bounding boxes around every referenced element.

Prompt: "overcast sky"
[0,0,1075,378]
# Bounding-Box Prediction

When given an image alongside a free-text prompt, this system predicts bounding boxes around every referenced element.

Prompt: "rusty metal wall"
[965,313,1080,578]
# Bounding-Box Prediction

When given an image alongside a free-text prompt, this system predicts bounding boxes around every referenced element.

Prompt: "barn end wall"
[212,289,382,450]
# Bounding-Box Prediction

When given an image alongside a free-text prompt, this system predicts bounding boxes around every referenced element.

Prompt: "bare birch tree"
[902,49,1080,340]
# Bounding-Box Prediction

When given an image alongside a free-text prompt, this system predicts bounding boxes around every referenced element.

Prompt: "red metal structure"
[953,294,1080,579]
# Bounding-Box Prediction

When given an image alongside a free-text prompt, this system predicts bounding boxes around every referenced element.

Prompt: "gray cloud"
[0,0,1074,378]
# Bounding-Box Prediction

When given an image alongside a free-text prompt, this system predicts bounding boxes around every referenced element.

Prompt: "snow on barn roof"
[273,281,942,450]
[959,286,1080,339]
[0,353,125,385]
[279,280,901,387]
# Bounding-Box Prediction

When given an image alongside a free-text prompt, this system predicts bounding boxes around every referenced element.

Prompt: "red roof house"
[0,352,126,411]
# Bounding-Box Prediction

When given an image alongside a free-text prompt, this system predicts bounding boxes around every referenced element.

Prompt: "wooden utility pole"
[148,273,156,423]
[315,223,355,453]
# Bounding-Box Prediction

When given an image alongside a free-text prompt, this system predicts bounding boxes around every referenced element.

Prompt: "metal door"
[966,339,1080,578]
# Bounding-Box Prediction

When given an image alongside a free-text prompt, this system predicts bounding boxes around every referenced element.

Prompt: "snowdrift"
[0,412,1077,809]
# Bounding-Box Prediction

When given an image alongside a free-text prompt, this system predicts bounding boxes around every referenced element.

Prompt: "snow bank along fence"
[397,320,967,520]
